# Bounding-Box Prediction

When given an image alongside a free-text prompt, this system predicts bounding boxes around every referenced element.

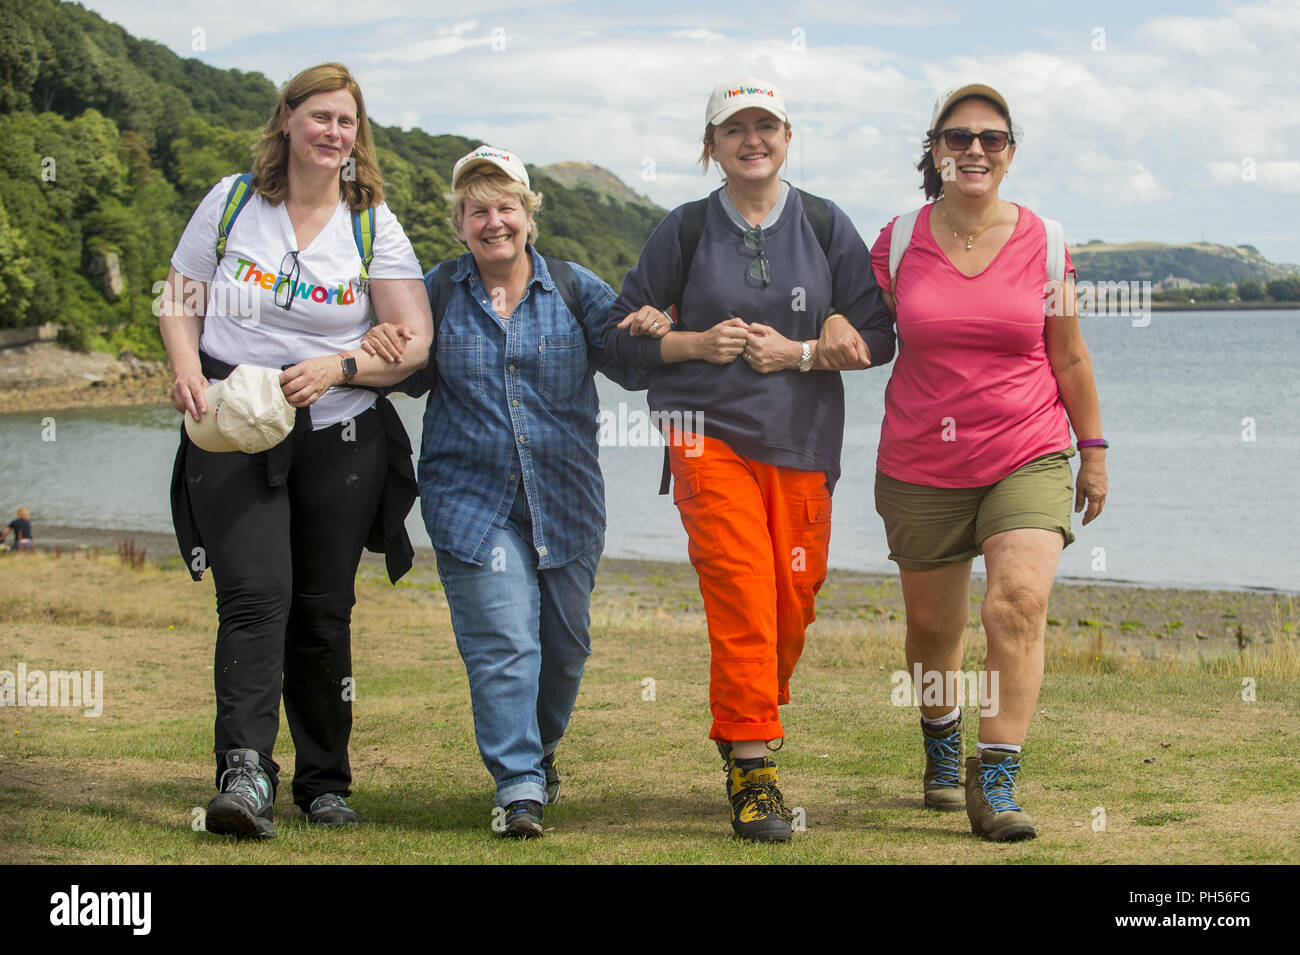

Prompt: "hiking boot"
[306,793,358,828]
[922,715,965,811]
[206,749,275,840]
[540,751,560,806]
[966,750,1037,842]
[499,800,545,839]
[727,757,793,843]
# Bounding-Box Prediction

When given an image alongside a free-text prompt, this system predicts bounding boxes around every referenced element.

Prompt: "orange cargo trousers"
[668,432,832,742]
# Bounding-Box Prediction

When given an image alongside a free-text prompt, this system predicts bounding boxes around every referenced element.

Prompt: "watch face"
[342,357,358,376]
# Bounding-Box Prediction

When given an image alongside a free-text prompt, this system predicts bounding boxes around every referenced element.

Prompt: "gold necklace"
[939,202,998,251]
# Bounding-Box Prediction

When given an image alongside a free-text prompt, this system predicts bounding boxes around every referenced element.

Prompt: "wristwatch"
[339,354,358,380]
[797,342,813,373]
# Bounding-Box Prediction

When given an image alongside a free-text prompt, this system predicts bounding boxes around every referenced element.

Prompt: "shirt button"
[508,474,517,481]
[508,364,516,373]
[512,400,519,407]
[518,435,526,444]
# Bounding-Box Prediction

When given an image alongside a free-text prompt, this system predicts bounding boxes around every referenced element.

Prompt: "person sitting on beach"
[362,145,647,838]
[863,83,1108,841]
[1,507,34,551]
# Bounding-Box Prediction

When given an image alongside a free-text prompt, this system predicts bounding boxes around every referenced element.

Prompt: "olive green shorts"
[874,451,1076,571]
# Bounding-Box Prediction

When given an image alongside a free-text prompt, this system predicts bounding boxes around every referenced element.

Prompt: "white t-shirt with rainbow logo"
[171,173,424,429]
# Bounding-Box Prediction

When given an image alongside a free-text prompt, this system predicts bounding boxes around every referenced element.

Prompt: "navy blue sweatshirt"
[603,186,895,491]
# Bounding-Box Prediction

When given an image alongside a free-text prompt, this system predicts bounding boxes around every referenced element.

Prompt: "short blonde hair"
[16,507,29,520]
[449,168,542,245]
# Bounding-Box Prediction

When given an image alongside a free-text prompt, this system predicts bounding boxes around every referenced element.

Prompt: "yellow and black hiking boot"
[727,756,794,842]
[965,750,1037,842]
[922,715,965,811]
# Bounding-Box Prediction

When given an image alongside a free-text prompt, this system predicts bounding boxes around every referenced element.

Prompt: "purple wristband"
[1076,438,1109,450]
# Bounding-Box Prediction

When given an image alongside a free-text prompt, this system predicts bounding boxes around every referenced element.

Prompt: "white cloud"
[72,0,1300,262]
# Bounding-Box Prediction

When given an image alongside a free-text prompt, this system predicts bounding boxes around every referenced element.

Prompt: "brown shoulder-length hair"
[915,94,1016,200]
[250,63,384,210]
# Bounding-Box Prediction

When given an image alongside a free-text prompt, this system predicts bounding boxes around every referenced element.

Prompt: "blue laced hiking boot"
[965,750,1037,842]
[921,715,965,811]
[727,757,793,843]
[540,752,560,806]
[306,793,358,827]
[206,749,275,840]
[500,800,545,839]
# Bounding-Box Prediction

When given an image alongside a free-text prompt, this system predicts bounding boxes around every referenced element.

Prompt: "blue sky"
[84,0,1300,264]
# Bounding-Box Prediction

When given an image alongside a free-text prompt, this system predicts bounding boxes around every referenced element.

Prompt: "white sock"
[921,707,961,728]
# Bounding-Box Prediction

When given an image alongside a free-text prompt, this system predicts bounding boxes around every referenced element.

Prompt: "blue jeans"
[435,490,602,806]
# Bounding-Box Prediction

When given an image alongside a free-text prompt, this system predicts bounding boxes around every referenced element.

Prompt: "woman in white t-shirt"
[161,62,432,840]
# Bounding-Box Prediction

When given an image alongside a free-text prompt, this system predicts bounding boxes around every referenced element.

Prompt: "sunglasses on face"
[936,128,1013,152]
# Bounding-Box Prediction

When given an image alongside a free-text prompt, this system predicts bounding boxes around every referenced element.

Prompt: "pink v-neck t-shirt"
[869,204,1075,488]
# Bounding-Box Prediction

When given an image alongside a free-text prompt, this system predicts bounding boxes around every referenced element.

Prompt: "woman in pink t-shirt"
[864,83,1107,841]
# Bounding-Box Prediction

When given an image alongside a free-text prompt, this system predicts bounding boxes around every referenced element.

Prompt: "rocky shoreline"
[0,343,171,414]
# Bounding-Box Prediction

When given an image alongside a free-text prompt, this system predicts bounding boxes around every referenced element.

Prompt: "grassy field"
[1,550,1296,864]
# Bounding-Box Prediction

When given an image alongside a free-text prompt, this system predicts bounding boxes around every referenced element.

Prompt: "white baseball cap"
[450,145,530,190]
[706,77,788,126]
[185,364,297,454]
[930,83,1012,133]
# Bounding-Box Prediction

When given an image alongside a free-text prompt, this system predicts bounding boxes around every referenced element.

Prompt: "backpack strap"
[889,207,923,290]
[542,256,585,324]
[1041,216,1066,283]
[353,206,375,294]
[215,173,255,263]
[795,189,834,259]
[675,198,710,305]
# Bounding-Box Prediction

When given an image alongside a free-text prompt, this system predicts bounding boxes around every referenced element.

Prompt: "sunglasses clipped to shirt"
[935,127,1013,152]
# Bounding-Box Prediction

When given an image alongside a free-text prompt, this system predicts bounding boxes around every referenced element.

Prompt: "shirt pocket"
[436,334,484,403]
[538,332,588,404]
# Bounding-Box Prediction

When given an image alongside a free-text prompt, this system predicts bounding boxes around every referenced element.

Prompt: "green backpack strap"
[215,173,255,263]
[353,206,375,294]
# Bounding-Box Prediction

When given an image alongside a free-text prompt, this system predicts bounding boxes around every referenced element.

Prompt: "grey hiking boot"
[306,793,358,827]
[965,750,1037,842]
[922,715,965,811]
[207,749,275,840]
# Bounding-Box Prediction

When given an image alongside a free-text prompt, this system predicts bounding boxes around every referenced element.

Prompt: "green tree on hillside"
[1236,277,1265,301]
[1266,276,1300,301]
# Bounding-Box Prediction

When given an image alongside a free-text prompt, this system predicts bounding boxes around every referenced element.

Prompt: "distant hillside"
[540,161,659,209]
[1068,241,1297,288]
[0,0,665,358]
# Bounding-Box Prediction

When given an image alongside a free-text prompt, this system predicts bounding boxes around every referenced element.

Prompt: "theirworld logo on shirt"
[233,258,357,305]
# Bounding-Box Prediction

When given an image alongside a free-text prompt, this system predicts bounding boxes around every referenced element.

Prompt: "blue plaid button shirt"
[418,247,646,568]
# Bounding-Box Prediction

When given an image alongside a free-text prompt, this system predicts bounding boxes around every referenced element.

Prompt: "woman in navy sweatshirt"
[603,77,895,841]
